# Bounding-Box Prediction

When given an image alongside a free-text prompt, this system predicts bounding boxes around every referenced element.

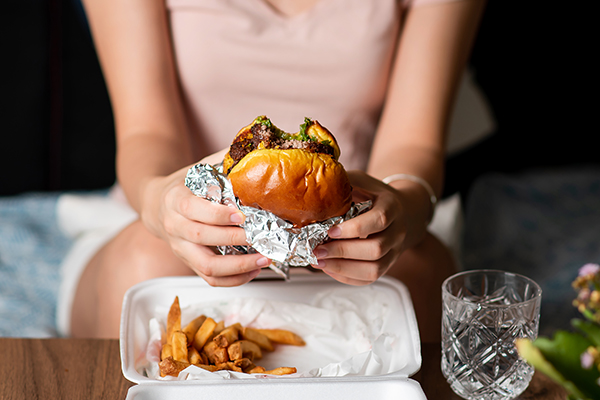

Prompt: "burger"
[223,116,352,228]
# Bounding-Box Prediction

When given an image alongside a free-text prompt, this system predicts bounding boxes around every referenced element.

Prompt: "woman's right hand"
[139,161,271,287]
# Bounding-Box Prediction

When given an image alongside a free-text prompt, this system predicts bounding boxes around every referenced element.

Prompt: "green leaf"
[516,337,590,399]
[516,339,571,383]
[298,117,313,138]
[534,331,600,399]
[254,115,272,128]
[572,319,600,347]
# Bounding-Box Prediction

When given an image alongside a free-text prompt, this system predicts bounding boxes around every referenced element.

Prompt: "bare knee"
[114,221,192,282]
[71,221,193,338]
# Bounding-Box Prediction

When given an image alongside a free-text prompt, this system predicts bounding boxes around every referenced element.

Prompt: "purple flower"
[581,351,595,369]
[578,288,591,302]
[579,264,600,277]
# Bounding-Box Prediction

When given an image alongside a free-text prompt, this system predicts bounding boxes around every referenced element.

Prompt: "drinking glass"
[441,270,542,400]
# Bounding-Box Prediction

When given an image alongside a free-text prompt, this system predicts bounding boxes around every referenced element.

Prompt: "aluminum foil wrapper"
[185,163,372,279]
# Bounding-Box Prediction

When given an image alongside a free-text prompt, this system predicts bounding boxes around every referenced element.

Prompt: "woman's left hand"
[312,170,426,285]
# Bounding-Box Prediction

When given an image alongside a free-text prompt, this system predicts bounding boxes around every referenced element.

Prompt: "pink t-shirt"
[166,0,456,171]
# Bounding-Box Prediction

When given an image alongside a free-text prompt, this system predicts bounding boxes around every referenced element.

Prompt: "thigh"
[71,220,195,338]
[386,232,458,343]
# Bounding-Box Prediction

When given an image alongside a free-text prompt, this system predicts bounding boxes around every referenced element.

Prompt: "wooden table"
[0,338,566,399]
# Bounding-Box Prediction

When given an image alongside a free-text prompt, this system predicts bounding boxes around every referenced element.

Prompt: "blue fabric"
[462,166,600,337]
[0,192,73,337]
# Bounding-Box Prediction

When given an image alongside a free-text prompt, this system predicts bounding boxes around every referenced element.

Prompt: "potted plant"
[516,264,600,400]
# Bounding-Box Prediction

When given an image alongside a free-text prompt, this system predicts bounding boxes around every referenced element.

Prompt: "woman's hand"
[139,153,271,287]
[312,170,430,286]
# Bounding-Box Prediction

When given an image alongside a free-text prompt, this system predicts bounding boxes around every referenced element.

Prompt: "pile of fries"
[159,296,305,377]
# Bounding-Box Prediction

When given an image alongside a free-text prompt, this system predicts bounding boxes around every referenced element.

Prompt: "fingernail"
[315,260,326,269]
[230,212,244,224]
[328,226,341,238]
[314,248,328,259]
[256,257,271,267]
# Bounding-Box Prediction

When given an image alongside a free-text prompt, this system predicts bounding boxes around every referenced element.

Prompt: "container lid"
[125,378,427,400]
[120,275,423,394]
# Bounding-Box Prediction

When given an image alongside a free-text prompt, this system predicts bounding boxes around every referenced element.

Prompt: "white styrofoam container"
[120,275,426,399]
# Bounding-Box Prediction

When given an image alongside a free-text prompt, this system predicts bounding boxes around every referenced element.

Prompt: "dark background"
[1,0,597,198]
[2,0,115,195]
[443,1,597,200]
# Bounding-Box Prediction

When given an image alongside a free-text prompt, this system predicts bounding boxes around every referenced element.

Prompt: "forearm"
[366,0,485,245]
[83,0,196,212]
[368,142,445,195]
[116,132,195,212]
[368,0,485,185]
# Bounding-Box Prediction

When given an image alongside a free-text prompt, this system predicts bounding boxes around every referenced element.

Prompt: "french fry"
[159,296,305,377]
[183,314,206,345]
[166,296,181,344]
[188,345,202,365]
[263,367,297,375]
[215,361,243,372]
[229,322,242,330]
[171,330,188,362]
[227,340,262,361]
[213,325,240,348]
[247,365,267,374]
[161,343,173,361]
[214,348,230,365]
[197,364,219,372]
[233,358,254,371]
[199,351,209,365]
[203,340,229,364]
[193,317,217,351]
[256,329,306,346]
[213,320,225,336]
[241,327,274,351]
[159,357,190,377]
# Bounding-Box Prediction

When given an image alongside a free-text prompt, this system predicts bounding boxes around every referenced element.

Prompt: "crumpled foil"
[185,162,372,279]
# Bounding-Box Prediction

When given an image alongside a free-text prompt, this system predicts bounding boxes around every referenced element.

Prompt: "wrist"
[382,173,437,225]
[381,175,436,250]
[138,175,166,238]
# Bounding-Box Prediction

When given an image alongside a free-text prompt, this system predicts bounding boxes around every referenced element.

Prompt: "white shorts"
[55,185,137,337]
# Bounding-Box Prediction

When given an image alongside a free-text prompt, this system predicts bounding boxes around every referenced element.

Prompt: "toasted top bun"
[228,149,352,227]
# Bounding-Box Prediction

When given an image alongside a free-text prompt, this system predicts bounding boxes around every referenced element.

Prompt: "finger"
[200,268,263,287]
[315,250,399,283]
[316,258,380,283]
[315,232,401,262]
[174,241,271,279]
[347,170,389,193]
[328,194,398,240]
[336,171,406,239]
[322,269,373,286]
[166,212,248,246]
[172,185,245,226]
[350,185,375,204]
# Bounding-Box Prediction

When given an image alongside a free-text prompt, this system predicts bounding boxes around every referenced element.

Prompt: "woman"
[64,0,485,342]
